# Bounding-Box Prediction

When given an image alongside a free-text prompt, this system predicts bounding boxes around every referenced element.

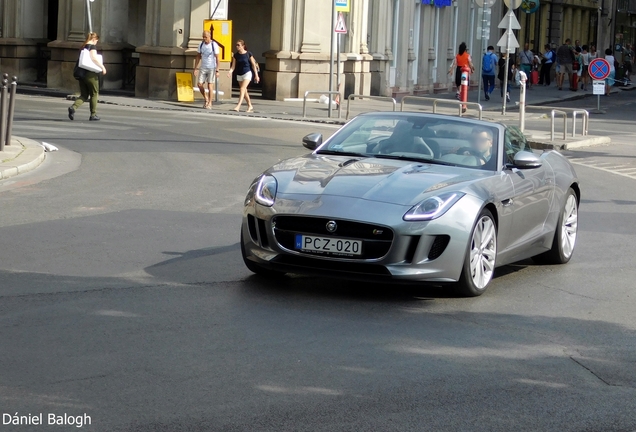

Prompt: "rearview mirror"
[512,151,542,169]
[302,133,322,150]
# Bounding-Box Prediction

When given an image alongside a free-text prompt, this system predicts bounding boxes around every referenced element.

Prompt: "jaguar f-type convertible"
[240,112,579,296]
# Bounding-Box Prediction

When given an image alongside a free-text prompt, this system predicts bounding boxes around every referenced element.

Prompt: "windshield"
[320,114,500,170]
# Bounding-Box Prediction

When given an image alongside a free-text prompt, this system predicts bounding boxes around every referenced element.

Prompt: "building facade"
[0,0,621,101]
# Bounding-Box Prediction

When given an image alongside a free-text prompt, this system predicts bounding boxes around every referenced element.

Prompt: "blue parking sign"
[335,0,350,12]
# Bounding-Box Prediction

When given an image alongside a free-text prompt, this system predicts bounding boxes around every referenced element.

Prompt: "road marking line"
[568,160,636,180]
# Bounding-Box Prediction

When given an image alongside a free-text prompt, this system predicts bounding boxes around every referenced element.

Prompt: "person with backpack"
[481,46,498,101]
[194,30,220,109]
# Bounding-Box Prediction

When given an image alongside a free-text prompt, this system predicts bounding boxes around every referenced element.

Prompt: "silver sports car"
[240,112,579,296]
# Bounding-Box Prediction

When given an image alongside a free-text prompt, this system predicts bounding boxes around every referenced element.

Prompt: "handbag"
[78,48,103,73]
[73,59,86,80]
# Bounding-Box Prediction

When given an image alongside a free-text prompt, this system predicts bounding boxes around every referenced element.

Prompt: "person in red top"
[448,42,475,99]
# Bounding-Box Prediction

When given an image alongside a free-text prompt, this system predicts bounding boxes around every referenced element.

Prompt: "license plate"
[295,234,362,256]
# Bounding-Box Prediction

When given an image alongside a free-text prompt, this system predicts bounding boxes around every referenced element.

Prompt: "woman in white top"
[604,48,616,96]
[580,45,591,91]
[589,45,598,60]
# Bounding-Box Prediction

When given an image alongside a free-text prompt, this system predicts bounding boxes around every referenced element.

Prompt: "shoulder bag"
[79,48,103,73]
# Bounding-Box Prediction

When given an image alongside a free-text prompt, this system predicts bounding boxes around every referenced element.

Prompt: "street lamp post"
[86,0,94,33]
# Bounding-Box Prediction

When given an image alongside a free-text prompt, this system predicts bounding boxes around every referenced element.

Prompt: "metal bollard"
[0,74,9,152]
[5,76,18,147]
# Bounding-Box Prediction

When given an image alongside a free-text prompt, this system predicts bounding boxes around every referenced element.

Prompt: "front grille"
[428,235,450,260]
[272,216,394,260]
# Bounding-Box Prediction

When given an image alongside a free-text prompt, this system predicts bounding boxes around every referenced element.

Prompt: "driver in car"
[457,126,493,162]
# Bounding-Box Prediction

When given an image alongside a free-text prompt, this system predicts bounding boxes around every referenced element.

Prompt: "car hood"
[268,154,494,205]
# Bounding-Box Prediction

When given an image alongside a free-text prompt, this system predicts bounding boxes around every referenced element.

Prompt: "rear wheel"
[241,230,286,277]
[456,209,497,297]
[534,188,578,264]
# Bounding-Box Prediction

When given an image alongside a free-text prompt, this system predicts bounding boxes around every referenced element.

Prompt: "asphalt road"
[1,95,635,431]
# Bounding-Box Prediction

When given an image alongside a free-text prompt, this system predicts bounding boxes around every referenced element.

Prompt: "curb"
[527,135,611,151]
[0,137,46,180]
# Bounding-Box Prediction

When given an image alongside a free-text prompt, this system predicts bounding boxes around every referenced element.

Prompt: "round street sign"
[588,58,611,81]
[475,0,497,6]
[504,0,522,8]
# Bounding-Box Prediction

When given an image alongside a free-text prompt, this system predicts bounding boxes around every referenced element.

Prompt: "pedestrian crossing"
[567,157,636,180]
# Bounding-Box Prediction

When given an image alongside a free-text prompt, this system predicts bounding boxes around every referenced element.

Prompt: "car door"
[502,127,553,252]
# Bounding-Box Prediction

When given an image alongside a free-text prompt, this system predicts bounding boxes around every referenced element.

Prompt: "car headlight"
[254,174,278,207]
[403,192,465,221]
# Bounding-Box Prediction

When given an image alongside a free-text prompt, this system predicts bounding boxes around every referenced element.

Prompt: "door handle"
[502,198,514,207]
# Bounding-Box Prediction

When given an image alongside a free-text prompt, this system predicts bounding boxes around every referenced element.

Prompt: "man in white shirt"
[194,31,220,109]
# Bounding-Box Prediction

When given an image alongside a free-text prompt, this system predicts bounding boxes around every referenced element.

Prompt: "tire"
[456,209,497,297]
[533,188,578,264]
[240,230,286,277]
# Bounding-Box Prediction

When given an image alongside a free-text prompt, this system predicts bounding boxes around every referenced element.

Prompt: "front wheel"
[533,188,578,264]
[456,209,497,297]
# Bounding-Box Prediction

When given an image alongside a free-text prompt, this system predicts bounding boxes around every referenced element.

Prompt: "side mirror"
[512,151,542,169]
[302,133,322,150]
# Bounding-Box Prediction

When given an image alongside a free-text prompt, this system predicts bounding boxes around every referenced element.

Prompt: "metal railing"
[0,74,18,151]
[400,96,483,120]
[525,105,589,140]
[302,91,342,119]
[345,94,397,120]
[550,110,568,141]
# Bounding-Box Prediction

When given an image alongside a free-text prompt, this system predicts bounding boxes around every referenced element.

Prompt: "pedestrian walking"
[556,38,575,90]
[498,52,512,102]
[448,42,474,100]
[580,45,590,90]
[539,44,554,86]
[604,48,616,96]
[194,31,220,109]
[228,39,260,112]
[481,46,498,101]
[68,32,106,121]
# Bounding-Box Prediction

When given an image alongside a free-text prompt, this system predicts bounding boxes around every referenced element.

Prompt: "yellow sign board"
[203,19,232,63]
[175,72,194,102]
[335,0,350,12]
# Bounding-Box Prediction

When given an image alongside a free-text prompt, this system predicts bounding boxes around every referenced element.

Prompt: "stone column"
[296,0,332,96]
[47,0,91,91]
[136,0,193,100]
[0,0,47,82]
[344,0,372,97]
[263,0,302,100]
[369,0,393,96]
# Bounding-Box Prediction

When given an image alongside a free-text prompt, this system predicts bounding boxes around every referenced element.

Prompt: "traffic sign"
[335,0,350,12]
[498,11,521,30]
[589,58,611,81]
[497,29,519,49]
[203,19,232,63]
[593,80,605,95]
[335,12,347,34]
[504,0,522,8]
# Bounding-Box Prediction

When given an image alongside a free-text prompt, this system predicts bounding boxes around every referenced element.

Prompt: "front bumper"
[241,194,484,283]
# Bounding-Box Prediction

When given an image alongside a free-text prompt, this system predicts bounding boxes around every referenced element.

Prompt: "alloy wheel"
[469,216,497,290]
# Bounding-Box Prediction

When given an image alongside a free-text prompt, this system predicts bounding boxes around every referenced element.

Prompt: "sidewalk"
[0,136,45,180]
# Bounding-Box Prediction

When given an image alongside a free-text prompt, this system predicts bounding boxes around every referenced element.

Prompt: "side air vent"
[428,235,450,260]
